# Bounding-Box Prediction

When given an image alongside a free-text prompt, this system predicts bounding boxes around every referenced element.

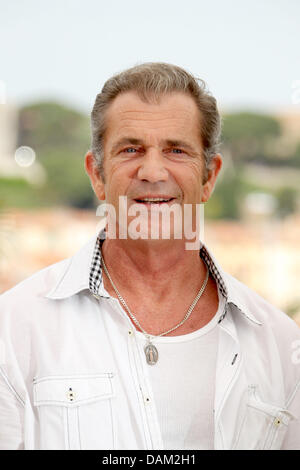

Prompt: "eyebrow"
[111,138,143,154]
[165,139,197,153]
[110,137,198,155]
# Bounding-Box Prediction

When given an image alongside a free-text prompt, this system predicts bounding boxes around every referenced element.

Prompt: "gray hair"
[91,62,221,181]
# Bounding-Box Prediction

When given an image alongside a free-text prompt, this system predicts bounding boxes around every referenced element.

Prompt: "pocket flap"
[247,385,295,424]
[33,373,115,407]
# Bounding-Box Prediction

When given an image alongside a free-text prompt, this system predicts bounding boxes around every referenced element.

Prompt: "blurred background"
[0,0,300,325]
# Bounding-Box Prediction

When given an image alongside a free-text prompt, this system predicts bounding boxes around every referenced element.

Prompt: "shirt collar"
[45,228,262,326]
[44,231,99,300]
[199,244,262,326]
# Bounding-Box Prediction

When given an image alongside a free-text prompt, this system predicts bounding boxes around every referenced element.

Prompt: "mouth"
[133,197,176,206]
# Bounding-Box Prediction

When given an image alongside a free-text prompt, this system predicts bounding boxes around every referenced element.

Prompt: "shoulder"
[222,271,300,403]
[223,271,300,397]
[223,270,300,338]
[0,258,72,393]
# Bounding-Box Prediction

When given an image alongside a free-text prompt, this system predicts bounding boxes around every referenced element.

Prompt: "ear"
[201,154,222,203]
[84,151,105,201]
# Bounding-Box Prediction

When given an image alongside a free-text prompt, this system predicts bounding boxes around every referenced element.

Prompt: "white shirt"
[0,231,299,450]
[136,291,224,450]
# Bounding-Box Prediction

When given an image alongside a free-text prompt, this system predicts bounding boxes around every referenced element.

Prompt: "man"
[0,63,299,450]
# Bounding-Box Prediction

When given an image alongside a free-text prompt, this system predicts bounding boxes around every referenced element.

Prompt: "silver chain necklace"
[100,251,209,365]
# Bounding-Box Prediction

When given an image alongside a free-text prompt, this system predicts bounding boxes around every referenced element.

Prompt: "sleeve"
[281,381,300,450]
[0,369,24,450]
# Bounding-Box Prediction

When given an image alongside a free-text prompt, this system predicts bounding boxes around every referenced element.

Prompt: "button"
[128,330,134,336]
[231,353,238,365]
[92,293,100,300]
[67,388,76,402]
[274,418,281,426]
[145,397,150,403]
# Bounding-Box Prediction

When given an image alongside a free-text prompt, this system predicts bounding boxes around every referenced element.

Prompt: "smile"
[134,197,176,205]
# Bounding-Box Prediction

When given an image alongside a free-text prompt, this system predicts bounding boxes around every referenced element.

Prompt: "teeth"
[138,197,171,202]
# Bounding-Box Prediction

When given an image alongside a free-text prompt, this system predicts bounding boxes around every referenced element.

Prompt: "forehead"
[104,91,201,143]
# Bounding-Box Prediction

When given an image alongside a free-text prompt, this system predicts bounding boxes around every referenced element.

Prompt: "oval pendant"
[144,343,158,365]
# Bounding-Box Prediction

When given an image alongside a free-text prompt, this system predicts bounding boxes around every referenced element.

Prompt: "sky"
[1,0,300,114]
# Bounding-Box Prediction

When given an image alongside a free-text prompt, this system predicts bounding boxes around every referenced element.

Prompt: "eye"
[123,147,137,153]
[171,148,185,154]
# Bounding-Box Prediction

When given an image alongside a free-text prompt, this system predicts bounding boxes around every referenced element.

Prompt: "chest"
[27,298,290,450]
[104,275,220,336]
[140,329,219,449]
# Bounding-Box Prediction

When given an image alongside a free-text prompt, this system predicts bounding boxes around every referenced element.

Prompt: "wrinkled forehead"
[103,91,202,143]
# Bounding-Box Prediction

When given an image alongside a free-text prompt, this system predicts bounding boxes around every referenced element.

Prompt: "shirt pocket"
[233,385,294,450]
[33,373,115,450]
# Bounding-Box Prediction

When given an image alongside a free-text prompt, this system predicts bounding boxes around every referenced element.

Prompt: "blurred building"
[0,103,18,162]
[0,104,46,184]
[276,110,300,144]
[274,109,300,156]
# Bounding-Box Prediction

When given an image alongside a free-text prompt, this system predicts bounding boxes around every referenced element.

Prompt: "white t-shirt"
[136,287,225,450]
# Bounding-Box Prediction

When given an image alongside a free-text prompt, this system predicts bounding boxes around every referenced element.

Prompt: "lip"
[133,195,176,200]
[133,195,177,205]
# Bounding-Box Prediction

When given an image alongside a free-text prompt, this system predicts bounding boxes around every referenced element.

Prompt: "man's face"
[87,91,222,239]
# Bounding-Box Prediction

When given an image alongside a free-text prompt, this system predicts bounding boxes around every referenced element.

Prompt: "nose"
[137,148,169,183]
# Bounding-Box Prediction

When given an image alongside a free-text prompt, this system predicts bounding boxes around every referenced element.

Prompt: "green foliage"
[0,177,47,208]
[275,187,298,218]
[288,143,300,167]
[206,166,286,220]
[206,169,242,219]
[18,102,90,154]
[221,112,281,163]
[222,112,281,142]
[41,149,95,207]
[15,101,94,208]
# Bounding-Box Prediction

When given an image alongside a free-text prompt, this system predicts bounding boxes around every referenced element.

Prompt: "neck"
[101,236,205,303]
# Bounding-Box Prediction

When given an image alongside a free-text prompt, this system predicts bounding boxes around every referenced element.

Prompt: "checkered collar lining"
[89,229,229,323]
